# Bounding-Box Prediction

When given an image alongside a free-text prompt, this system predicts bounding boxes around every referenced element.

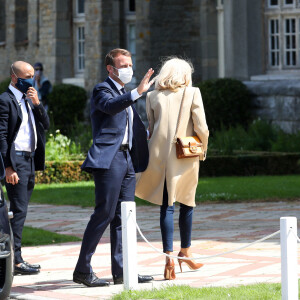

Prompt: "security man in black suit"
[0,61,50,275]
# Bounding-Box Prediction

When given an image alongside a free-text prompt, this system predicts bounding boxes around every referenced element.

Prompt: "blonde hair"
[155,57,194,92]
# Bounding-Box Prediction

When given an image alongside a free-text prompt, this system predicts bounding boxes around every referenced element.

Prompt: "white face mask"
[113,66,133,84]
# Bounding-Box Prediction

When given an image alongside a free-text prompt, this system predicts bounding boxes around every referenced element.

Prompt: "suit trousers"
[5,155,35,264]
[75,149,136,276]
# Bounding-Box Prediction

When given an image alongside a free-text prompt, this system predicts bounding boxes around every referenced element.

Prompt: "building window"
[266,0,300,69]
[269,0,279,6]
[284,18,296,65]
[36,0,40,45]
[125,0,136,72]
[77,0,84,14]
[77,26,85,71]
[269,0,296,6]
[269,19,280,66]
[73,0,85,75]
[127,24,136,69]
[0,0,5,44]
[15,0,28,45]
[217,0,225,77]
[129,0,135,12]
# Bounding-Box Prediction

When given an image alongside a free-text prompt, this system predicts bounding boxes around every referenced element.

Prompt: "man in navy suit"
[73,48,155,287]
[0,61,49,275]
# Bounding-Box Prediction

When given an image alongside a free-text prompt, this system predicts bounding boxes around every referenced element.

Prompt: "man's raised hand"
[137,68,155,95]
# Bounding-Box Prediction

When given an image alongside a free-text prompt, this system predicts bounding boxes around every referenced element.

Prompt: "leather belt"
[119,144,129,151]
[15,151,35,158]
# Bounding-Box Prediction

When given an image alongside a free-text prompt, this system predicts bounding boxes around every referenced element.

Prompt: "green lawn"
[22,226,81,246]
[3,175,300,207]
[195,175,300,202]
[24,175,300,207]
[30,181,96,207]
[113,282,299,300]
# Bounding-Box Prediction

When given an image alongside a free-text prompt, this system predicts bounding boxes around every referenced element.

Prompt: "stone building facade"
[0,0,299,132]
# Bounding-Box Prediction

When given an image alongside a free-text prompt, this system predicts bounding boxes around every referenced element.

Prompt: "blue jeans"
[160,182,193,252]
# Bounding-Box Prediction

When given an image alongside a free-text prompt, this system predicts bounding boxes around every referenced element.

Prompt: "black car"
[0,154,13,300]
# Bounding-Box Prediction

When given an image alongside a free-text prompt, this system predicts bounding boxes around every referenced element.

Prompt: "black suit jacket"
[0,88,50,171]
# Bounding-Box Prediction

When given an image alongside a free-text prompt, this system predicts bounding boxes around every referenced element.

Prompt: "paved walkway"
[10,201,300,299]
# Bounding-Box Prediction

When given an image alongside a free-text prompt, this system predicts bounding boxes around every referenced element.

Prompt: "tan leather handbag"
[174,88,205,160]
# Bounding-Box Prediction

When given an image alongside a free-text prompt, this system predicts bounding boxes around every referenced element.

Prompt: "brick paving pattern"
[10,201,300,299]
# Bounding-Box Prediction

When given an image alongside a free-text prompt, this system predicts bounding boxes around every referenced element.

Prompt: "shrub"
[245,119,278,151]
[0,78,11,94]
[209,125,247,155]
[35,153,300,183]
[48,83,87,134]
[272,130,300,152]
[209,120,300,154]
[67,121,93,155]
[35,161,92,183]
[200,153,300,177]
[46,130,84,161]
[197,78,252,133]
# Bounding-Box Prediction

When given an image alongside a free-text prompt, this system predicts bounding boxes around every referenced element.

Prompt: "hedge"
[196,78,252,133]
[48,84,87,135]
[0,78,11,94]
[35,161,92,183]
[35,153,300,183]
[199,153,300,177]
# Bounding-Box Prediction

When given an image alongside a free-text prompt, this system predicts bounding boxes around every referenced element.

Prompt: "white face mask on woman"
[113,66,133,84]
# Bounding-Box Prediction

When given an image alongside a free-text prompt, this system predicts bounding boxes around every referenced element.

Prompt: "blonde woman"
[135,57,209,280]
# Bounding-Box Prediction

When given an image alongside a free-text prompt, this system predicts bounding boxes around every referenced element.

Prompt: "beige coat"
[135,87,209,207]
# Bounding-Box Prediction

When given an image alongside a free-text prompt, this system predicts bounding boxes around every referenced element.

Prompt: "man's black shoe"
[23,261,41,269]
[14,263,40,275]
[73,270,110,287]
[113,274,153,285]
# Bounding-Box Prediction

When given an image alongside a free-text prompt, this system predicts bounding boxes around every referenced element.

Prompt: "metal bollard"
[121,202,138,290]
[280,217,298,300]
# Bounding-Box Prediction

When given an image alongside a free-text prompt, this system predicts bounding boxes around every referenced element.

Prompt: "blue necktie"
[120,88,133,149]
[127,106,133,150]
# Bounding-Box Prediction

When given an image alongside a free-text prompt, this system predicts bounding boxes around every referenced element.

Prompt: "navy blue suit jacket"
[81,77,149,173]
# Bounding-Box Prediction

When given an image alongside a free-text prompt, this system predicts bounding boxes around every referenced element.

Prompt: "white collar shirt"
[108,77,134,145]
[9,84,37,152]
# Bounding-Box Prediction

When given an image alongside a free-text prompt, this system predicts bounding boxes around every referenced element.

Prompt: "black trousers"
[5,155,35,264]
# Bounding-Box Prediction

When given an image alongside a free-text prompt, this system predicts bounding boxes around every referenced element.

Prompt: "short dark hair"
[34,62,43,71]
[105,48,131,67]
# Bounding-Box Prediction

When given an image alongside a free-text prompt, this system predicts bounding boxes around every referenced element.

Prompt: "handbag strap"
[173,87,186,143]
